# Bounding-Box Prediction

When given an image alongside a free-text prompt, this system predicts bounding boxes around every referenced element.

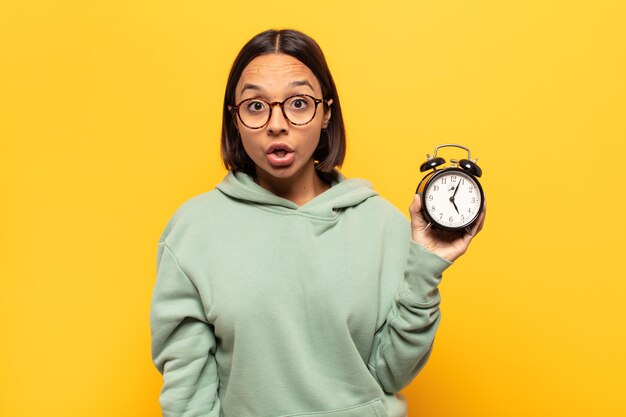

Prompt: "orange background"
[1,1,625,416]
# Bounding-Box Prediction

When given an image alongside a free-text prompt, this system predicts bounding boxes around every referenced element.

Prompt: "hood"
[215,170,378,220]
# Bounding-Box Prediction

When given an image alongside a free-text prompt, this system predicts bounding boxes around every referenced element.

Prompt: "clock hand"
[452,180,461,200]
[448,181,461,214]
[448,195,460,214]
[452,199,460,214]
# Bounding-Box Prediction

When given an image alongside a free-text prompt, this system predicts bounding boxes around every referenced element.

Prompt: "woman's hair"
[220,29,346,176]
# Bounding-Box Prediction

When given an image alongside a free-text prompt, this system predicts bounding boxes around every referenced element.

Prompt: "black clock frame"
[416,167,485,232]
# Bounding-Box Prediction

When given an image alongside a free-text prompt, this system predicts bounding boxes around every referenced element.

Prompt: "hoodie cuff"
[400,241,453,306]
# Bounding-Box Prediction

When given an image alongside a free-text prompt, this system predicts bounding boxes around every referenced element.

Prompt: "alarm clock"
[415,144,485,233]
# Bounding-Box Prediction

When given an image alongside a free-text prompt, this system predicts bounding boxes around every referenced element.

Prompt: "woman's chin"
[255,158,315,183]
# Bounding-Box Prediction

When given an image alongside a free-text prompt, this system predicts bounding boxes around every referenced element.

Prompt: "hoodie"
[150,170,452,417]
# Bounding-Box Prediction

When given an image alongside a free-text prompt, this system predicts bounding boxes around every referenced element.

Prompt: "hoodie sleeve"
[367,239,452,393]
[150,242,221,417]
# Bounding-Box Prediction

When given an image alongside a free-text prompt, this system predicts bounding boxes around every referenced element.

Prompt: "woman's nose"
[267,103,289,135]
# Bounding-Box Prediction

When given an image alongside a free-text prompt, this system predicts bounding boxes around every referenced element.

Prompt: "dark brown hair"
[220,29,346,176]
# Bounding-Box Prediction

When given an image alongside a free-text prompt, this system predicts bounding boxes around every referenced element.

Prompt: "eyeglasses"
[231,94,329,129]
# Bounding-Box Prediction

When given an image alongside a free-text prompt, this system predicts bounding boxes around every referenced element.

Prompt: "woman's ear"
[322,99,333,129]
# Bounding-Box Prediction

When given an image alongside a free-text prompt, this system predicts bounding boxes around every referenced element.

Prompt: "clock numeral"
[431,205,436,212]
[439,213,443,220]
[441,178,447,185]
[449,216,454,223]
[468,208,472,214]
[469,186,473,193]
[461,214,465,221]
[471,197,476,203]
[433,185,439,191]
[460,178,465,185]
[451,176,457,183]
[428,195,433,201]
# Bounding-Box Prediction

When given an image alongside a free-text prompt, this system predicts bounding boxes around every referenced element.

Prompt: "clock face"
[422,169,483,230]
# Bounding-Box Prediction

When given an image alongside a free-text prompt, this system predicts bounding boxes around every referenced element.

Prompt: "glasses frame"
[231,94,329,129]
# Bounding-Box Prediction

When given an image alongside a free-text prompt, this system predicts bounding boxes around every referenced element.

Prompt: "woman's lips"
[266,143,295,167]
[266,149,295,166]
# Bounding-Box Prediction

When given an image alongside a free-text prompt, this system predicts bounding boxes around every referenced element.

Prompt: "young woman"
[150,29,485,417]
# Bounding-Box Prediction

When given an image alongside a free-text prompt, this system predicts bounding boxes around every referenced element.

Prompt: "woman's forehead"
[236,54,321,97]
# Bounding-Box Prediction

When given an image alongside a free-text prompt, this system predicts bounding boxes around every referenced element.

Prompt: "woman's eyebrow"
[240,80,314,96]
[241,83,264,95]
[289,80,314,91]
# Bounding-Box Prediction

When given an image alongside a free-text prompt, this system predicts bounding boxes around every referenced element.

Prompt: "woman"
[150,29,485,417]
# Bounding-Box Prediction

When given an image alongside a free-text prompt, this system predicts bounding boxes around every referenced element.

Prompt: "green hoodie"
[150,170,452,417]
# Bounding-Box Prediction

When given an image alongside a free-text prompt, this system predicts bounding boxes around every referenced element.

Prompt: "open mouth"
[266,143,295,166]
[266,143,294,156]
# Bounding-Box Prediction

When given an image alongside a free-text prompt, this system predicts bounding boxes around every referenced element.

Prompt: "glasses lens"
[283,95,317,125]
[238,99,270,128]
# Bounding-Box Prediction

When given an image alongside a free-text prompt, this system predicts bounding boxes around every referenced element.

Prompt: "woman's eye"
[246,100,266,112]
[289,97,309,110]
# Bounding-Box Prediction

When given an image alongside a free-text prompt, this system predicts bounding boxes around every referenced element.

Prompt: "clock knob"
[419,157,446,172]
[459,158,482,177]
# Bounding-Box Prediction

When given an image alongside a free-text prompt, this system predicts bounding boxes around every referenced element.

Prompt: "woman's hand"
[409,194,486,262]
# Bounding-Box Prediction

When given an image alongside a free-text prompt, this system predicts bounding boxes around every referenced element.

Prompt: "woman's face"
[233,53,331,183]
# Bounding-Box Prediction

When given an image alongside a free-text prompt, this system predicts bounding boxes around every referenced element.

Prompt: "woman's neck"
[254,161,331,206]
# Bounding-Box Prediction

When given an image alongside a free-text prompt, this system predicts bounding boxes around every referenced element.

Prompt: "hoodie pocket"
[282,398,388,417]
